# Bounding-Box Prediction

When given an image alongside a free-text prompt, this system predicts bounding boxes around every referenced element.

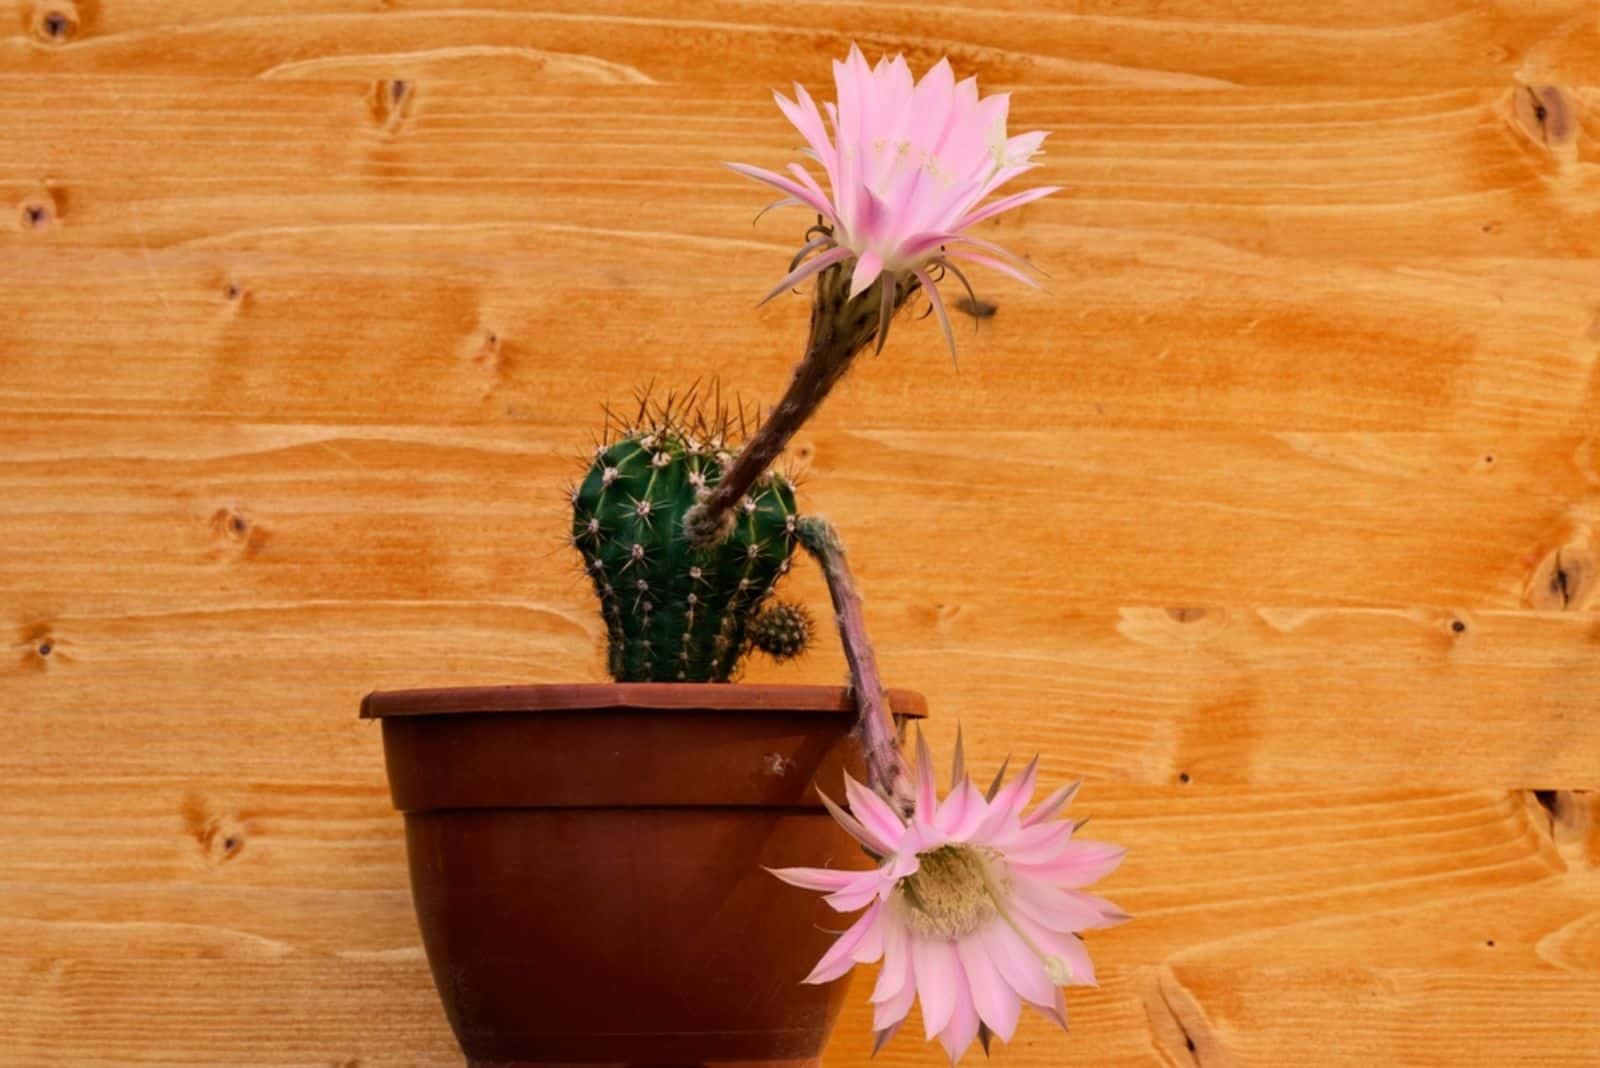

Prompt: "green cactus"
[571,394,799,682]
[750,601,815,662]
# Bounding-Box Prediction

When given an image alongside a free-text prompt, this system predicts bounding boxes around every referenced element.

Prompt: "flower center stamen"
[893,845,996,938]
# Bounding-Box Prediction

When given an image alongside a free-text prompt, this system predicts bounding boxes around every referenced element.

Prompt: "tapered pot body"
[363,683,926,1067]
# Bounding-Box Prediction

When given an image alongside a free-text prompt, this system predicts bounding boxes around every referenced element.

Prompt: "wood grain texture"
[2,3,1598,1064]
[2,1,1598,87]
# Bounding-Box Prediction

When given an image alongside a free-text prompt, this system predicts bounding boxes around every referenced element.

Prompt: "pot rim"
[361,681,928,720]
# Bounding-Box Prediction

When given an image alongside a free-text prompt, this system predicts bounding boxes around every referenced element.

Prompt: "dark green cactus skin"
[572,428,798,682]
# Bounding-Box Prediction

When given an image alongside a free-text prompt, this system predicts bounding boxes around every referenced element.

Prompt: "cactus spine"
[572,396,802,682]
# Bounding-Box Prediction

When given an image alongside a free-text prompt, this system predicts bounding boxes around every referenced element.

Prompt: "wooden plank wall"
[2,3,1598,1064]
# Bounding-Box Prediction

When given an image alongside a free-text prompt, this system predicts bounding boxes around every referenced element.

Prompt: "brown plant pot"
[362,683,927,1067]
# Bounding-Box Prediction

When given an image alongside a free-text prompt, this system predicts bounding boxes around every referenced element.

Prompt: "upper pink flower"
[729,46,1057,356]
[771,734,1127,1062]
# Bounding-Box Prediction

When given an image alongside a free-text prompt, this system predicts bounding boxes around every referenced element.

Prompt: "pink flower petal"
[897,230,956,261]
[914,268,958,363]
[966,161,1043,209]
[1006,877,1125,933]
[874,932,919,1033]
[785,162,831,207]
[978,920,1058,1010]
[975,755,1038,838]
[1013,840,1128,888]
[1064,888,1132,926]
[802,901,883,984]
[956,185,1060,231]
[911,936,962,1039]
[824,869,888,913]
[774,85,835,171]
[998,820,1075,865]
[1054,932,1098,988]
[886,845,926,881]
[934,778,990,840]
[955,933,1023,1042]
[911,58,956,152]
[945,249,1041,290]
[872,915,912,1005]
[1014,916,1097,988]
[844,773,907,848]
[848,249,884,300]
[766,865,858,892]
[822,888,878,914]
[756,245,854,308]
[852,179,888,238]
[946,233,1044,275]
[937,978,982,1063]
[1022,780,1081,827]
[1005,129,1048,160]
[816,783,895,855]
[854,905,887,963]
[875,978,918,1033]
[723,161,836,221]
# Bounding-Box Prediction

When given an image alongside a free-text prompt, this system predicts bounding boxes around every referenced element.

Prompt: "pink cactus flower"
[771,734,1127,1062]
[729,45,1058,357]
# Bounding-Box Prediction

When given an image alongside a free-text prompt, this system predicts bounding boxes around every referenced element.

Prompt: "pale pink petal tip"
[766,865,856,892]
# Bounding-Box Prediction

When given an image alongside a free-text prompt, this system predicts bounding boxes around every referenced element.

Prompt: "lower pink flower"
[771,733,1128,1062]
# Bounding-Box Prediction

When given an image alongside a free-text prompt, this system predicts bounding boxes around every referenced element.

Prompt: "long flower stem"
[685,263,909,548]
[795,515,909,807]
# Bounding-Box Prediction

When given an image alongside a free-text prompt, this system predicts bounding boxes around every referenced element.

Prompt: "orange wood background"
[3,2,1599,1065]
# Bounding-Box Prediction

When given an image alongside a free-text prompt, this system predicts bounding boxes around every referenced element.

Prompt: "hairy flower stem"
[795,515,910,810]
[684,262,914,548]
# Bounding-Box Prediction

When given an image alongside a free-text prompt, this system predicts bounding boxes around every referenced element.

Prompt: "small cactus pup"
[571,390,807,682]
[749,601,816,663]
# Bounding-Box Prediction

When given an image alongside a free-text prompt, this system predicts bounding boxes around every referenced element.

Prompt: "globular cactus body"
[750,601,815,662]
[572,410,798,682]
